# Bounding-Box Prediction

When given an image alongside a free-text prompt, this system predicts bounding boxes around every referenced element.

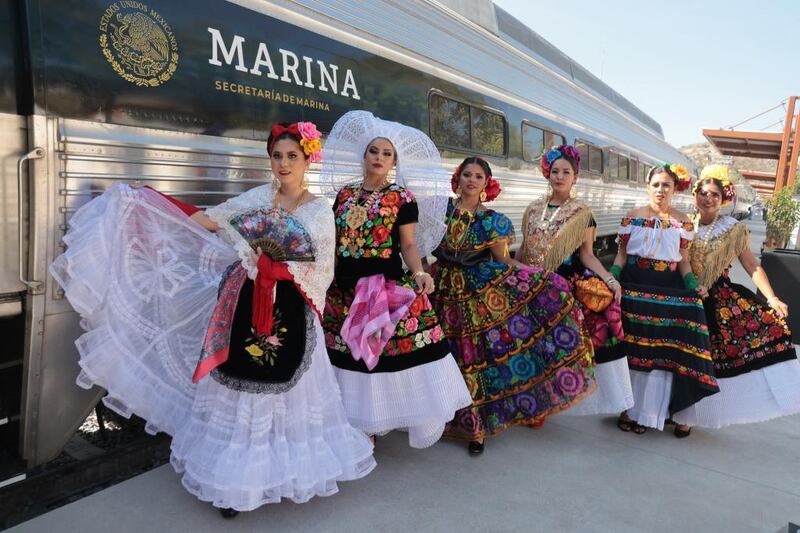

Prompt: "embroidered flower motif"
[397,337,413,353]
[371,225,390,245]
[405,317,419,334]
[381,191,400,207]
[245,344,264,357]
[555,367,585,395]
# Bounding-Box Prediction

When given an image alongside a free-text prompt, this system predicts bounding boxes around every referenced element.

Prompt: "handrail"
[17,147,45,293]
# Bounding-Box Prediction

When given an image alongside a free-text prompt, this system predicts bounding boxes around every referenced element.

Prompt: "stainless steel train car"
[0,0,740,479]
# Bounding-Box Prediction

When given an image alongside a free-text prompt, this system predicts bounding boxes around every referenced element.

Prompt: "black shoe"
[674,425,692,439]
[467,440,484,455]
[220,508,239,519]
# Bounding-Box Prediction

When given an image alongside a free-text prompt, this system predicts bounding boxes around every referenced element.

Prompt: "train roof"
[437,0,664,137]
[491,6,664,138]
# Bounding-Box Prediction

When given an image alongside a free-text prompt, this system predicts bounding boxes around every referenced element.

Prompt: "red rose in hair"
[483,176,501,202]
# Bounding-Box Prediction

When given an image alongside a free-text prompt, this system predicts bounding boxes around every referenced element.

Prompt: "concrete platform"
[10,219,800,533]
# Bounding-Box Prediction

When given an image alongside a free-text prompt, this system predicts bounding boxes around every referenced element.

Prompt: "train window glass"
[609,153,619,178]
[471,107,505,156]
[544,130,565,150]
[430,94,470,149]
[589,146,603,173]
[576,142,589,172]
[521,123,544,161]
[619,155,629,180]
[640,162,649,182]
[630,159,638,181]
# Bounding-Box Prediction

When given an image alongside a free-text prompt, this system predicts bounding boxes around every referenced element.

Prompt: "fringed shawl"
[519,198,594,271]
[690,216,750,287]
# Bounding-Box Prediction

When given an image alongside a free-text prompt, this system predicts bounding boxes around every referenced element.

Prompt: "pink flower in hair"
[296,122,321,141]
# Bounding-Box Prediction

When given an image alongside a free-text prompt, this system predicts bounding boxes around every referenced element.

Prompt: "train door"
[13,116,105,469]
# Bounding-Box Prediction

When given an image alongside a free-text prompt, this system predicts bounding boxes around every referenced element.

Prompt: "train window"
[577,142,589,172]
[588,146,603,173]
[430,94,470,149]
[522,123,564,161]
[471,107,505,156]
[630,159,638,182]
[609,153,619,178]
[522,123,544,161]
[640,162,649,181]
[619,155,629,180]
[430,93,506,156]
[544,130,565,150]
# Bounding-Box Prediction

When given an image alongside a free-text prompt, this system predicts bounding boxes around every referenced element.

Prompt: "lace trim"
[210,306,317,394]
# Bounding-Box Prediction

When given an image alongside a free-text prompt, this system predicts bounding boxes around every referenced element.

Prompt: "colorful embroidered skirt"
[430,259,595,441]
[614,256,719,424]
[706,274,795,377]
[673,274,800,427]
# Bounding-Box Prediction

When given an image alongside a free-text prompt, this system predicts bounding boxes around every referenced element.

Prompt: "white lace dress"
[50,184,376,512]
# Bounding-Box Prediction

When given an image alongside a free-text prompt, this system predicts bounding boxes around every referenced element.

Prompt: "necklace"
[539,197,569,229]
[695,214,720,250]
[345,181,388,231]
[446,199,479,255]
[272,188,307,214]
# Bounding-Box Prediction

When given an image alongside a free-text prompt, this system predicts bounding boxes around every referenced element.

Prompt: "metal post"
[786,110,800,191]
[775,96,797,191]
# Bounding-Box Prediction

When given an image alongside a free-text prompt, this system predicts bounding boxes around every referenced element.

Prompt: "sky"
[493,0,799,148]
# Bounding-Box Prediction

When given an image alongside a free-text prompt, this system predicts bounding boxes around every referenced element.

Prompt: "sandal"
[674,425,692,438]
[617,414,635,432]
[632,424,647,435]
[468,440,484,455]
[220,508,239,519]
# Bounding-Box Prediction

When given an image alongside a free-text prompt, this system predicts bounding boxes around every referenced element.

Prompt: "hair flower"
[694,164,736,205]
[540,144,581,179]
[296,121,323,162]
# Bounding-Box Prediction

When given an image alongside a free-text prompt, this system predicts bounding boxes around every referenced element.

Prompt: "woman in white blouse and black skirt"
[610,164,719,436]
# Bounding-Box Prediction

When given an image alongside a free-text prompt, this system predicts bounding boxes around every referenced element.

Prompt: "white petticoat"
[560,358,634,416]
[51,185,376,511]
[627,369,672,430]
[672,357,800,428]
[333,356,472,448]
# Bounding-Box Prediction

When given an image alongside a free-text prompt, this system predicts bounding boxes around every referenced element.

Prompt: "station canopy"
[702,129,784,160]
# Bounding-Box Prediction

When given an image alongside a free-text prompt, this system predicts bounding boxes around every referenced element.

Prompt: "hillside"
[680,142,774,203]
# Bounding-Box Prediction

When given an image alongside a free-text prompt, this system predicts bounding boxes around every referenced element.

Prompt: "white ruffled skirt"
[672,358,800,428]
[626,369,673,430]
[333,357,472,448]
[51,186,376,511]
[560,358,635,416]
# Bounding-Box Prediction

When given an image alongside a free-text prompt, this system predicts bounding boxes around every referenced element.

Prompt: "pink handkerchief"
[341,274,417,371]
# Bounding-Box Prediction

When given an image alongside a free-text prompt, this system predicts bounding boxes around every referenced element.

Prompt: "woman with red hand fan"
[50,122,375,518]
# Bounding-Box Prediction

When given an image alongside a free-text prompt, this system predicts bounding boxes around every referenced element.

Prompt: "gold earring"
[569,187,577,199]
[272,177,280,191]
[301,175,309,190]
[480,190,487,202]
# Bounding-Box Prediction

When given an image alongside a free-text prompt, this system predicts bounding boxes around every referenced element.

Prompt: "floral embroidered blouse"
[618,216,695,262]
[332,183,418,289]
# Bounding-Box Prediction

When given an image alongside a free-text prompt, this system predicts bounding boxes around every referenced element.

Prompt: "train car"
[0,0,738,482]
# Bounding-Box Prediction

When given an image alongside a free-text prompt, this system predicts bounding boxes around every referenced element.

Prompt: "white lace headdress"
[320,110,449,256]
